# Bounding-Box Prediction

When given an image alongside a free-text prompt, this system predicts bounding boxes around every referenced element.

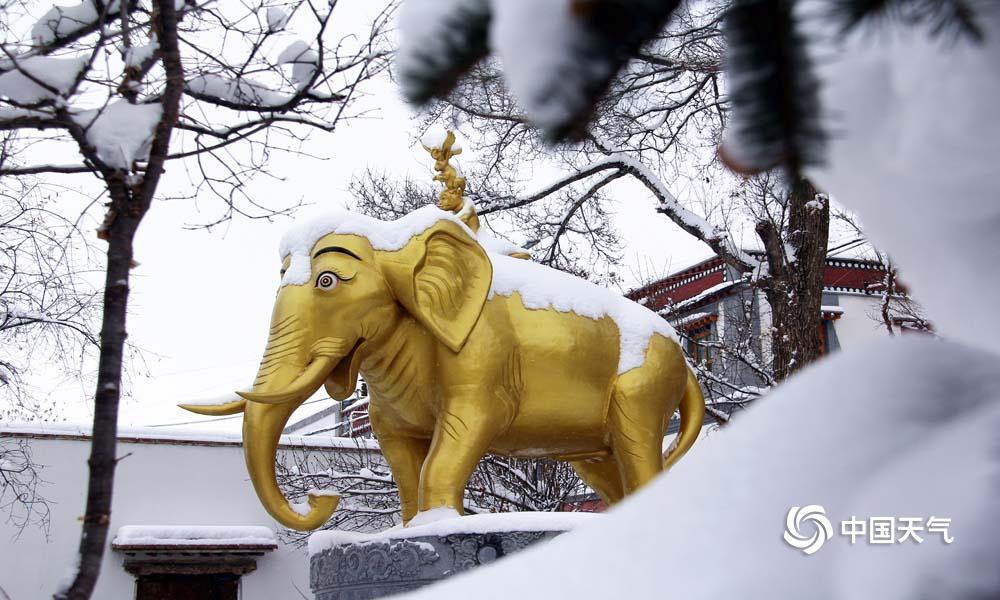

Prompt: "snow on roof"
[820,305,845,314]
[664,280,741,314]
[114,525,277,548]
[277,207,676,373]
[308,511,599,555]
[0,421,379,450]
[671,311,713,328]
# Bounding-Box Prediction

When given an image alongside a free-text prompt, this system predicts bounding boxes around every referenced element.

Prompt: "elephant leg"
[608,385,667,495]
[570,457,625,506]
[418,394,506,513]
[379,436,431,524]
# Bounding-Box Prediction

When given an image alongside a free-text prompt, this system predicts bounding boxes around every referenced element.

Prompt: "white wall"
[832,294,890,350]
[0,429,368,600]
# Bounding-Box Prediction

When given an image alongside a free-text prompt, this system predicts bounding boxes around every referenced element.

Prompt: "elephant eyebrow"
[313,246,362,261]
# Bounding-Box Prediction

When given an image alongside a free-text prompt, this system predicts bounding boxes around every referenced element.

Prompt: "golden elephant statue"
[182,206,704,531]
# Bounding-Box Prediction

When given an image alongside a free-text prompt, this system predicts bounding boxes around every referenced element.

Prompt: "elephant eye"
[316,271,339,290]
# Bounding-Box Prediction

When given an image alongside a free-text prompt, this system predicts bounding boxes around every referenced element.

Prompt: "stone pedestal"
[309,513,597,600]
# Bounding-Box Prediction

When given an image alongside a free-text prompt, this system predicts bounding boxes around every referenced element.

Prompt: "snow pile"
[398,336,1000,599]
[804,6,1000,358]
[114,525,277,547]
[278,206,677,373]
[3,304,48,321]
[489,253,675,372]
[476,230,527,256]
[278,41,319,88]
[124,41,159,68]
[266,6,289,32]
[290,488,342,516]
[187,73,287,108]
[72,101,162,169]
[420,123,460,150]
[0,56,86,103]
[32,0,120,45]
[309,511,598,555]
[279,206,472,283]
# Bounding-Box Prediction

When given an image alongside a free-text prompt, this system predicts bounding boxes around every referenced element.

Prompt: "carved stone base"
[309,513,596,600]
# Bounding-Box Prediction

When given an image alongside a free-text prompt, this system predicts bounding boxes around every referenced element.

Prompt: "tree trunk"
[57,188,139,600]
[757,176,829,381]
[57,0,184,597]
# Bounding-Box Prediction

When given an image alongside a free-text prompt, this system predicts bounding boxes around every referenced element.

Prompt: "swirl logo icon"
[784,505,833,555]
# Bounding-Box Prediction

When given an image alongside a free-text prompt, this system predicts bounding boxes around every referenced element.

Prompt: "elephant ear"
[379,219,492,352]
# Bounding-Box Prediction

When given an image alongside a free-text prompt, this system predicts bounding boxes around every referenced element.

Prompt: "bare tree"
[832,210,932,336]
[1,0,393,596]
[0,438,51,536]
[738,173,830,380]
[1,135,103,421]
[276,446,588,547]
[1,134,101,538]
[674,295,772,424]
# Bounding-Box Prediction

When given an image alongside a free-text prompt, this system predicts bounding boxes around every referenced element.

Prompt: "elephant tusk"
[178,394,247,416]
[237,356,336,405]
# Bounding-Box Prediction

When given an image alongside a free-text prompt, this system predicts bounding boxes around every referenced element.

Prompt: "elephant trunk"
[244,400,338,531]
[240,312,341,531]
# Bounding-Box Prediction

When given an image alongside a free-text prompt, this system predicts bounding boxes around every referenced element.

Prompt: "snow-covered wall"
[0,425,372,599]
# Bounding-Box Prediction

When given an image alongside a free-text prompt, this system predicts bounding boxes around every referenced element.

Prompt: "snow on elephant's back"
[488,253,676,373]
[276,207,676,374]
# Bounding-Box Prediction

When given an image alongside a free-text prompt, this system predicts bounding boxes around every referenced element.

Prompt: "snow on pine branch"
[401,0,688,139]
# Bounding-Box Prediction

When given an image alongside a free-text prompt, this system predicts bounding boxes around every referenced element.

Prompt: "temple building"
[628,252,929,426]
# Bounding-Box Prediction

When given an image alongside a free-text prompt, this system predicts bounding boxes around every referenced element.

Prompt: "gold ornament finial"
[422,129,479,232]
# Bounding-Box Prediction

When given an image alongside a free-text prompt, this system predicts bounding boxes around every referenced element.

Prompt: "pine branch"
[400,0,492,105]
[720,0,826,177]
[832,0,987,41]
[539,0,688,140]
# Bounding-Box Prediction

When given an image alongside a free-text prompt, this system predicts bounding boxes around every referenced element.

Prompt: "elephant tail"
[663,369,705,470]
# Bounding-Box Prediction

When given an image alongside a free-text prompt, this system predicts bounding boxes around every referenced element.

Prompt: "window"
[685,329,713,369]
